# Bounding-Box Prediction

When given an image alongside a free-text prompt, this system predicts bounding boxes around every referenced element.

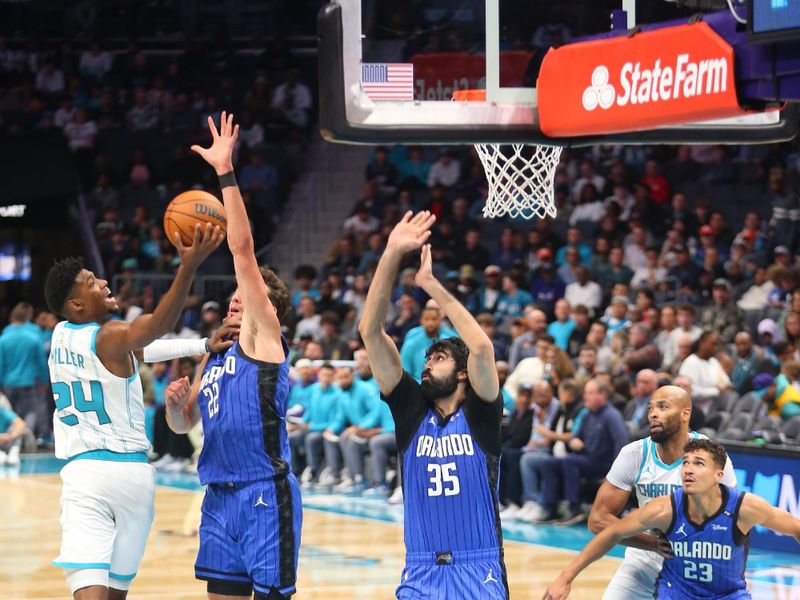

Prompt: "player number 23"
[684,561,713,583]
[427,462,460,497]
[203,382,220,418]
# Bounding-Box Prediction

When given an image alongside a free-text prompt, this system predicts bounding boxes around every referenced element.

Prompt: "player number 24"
[52,381,111,426]
[427,462,460,497]
[684,561,713,583]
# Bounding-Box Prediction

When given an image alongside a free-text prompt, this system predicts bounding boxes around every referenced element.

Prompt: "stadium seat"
[713,391,738,413]
[781,416,800,444]
[704,411,730,434]
[718,413,754,442]
[733,393,763,417]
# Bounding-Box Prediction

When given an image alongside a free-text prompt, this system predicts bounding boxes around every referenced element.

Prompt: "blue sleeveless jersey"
[383,372,506,554]
[658,485,750,600]
[197,339,292,485]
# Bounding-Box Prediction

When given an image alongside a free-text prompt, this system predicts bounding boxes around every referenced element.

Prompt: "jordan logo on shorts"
[254,492,268,508]
[484,568,498,585]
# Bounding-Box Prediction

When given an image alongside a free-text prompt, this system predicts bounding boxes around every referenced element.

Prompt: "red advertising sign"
[537,22,750,137]
[410,51,534,101]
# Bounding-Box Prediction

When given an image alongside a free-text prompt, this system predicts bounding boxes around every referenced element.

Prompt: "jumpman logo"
[484,568,498,585]
[429,416,437,426]
[641,463,654,477]
[254,492,269,508]
[675,523,688,537]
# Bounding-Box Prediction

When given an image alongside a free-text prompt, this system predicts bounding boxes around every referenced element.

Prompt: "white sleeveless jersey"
[606,432,737,508]
[49,321,150,459]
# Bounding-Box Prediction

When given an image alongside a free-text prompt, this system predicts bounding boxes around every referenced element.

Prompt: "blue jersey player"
[359,212,508,600]
[544,439,800,600]
[165,112,302,600]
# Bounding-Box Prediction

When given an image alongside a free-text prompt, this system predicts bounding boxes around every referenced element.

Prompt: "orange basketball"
[164,190,227,247]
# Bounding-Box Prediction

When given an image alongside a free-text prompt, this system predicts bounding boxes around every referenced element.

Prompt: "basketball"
[164,190,227,247]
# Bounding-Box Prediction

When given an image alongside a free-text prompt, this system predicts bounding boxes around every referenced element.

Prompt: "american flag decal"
[361,63,414,101]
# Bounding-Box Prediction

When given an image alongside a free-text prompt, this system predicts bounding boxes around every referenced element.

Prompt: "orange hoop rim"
[452,89,486,102]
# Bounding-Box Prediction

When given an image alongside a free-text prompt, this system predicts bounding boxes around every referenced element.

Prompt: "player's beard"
[650,412,682,443]
[421,369,459,401]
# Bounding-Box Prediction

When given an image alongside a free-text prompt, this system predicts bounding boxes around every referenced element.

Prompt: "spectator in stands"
[459,228,490,272]
[495,274,533,324]
[366,146,397,193]
[239,149,278,192]
[543,345,576,387]
[566,304,591,357]
[557,246,581,285]
[537,378,627,525]
[508,308,547,369]
[363,400,398,496]
[667,332,695,377]
[783,312,800,359]
[622,226,650,271]
[679,331,733,409]
[623,368,658,439]
[397,147,431,189]
[699,278,745,345]
[0,403,24,465]
[272,69,313,123]
[295,296,322,341]
[754,372,800,420]
[126,87,159,131]
[289,364,344,485]
[505,336,553,397]
[575,343,598,387]
[668,245,703,291]
[399,305,456,382]
[427,149,461,188]
[597,247,633,295]
[63,109,97,151]
[79,40,112,79]
[291,265,319,310]
[623,323,661,373]
[496,360,513,412]
[663,303,702,368]
[640,159,670,205]
[732,331,778,394]
[602,296,631,342]
[387,293,420,346]
[36,60,65,95]
[318,311,352,360]
[498,382,536,516]
[547,299,575,351]
[556,227,592,267]
[573,160,606,201]
[343,202,380,241]
[0,303,48,442]
[530,257,566,314]
[288,358,316,409]
[476,313,507,363]
[569,184,604,226]
[565,266,603,317]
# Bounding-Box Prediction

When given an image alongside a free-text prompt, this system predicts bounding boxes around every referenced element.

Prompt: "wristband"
[218,171,238,189]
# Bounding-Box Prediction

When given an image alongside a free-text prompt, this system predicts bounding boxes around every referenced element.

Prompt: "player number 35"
[427,462,460,497]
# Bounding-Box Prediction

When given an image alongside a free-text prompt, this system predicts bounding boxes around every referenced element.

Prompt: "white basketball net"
[474,143,563,220]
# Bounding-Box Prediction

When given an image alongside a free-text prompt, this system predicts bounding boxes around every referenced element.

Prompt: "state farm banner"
[537,22,750,137]
[410,51,534,101]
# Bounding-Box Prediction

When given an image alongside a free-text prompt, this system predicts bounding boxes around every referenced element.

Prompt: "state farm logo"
[581,54,729,112]
[582,66,615,111]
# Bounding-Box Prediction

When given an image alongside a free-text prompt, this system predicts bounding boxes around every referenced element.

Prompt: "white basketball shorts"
[53,457,155,591]
[602,547,663,600]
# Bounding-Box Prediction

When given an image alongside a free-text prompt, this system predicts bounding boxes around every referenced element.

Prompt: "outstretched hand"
[414,244,436,289]
[164,377,191,413]
[191,111,238,175]
[386,211,436,255]
[175,222,226,271]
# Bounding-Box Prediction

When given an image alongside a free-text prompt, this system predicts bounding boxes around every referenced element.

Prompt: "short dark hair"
[260,267,291,325]
[426,337,469,374]
[45,257,84,317]
[319,363,335,372]
[579,343,597,354]
[677,303,695,315]
[684,438,727,470]
[558,378,580,398]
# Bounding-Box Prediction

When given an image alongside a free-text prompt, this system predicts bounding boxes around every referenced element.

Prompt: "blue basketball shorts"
[195,474,302,597]
[396,548,508,600]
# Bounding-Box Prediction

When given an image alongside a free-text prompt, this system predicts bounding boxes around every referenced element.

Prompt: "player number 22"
[203,382,220,418]
[684,561,713,583]
[427,462,460,497]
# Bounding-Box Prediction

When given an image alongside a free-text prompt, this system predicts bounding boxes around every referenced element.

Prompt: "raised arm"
[357,211,435,395]
[589,480,672,554]
[192,112,283,363]
[96,224,224,361]
[739,493,800,544]
[543,497,673,600]
[415,243,498,401]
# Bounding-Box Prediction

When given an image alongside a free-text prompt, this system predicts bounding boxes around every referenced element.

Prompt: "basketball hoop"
[453,89,562,220]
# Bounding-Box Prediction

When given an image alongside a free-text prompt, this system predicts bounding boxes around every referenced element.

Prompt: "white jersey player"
[43,226,225,599]
[588,385,736,600]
